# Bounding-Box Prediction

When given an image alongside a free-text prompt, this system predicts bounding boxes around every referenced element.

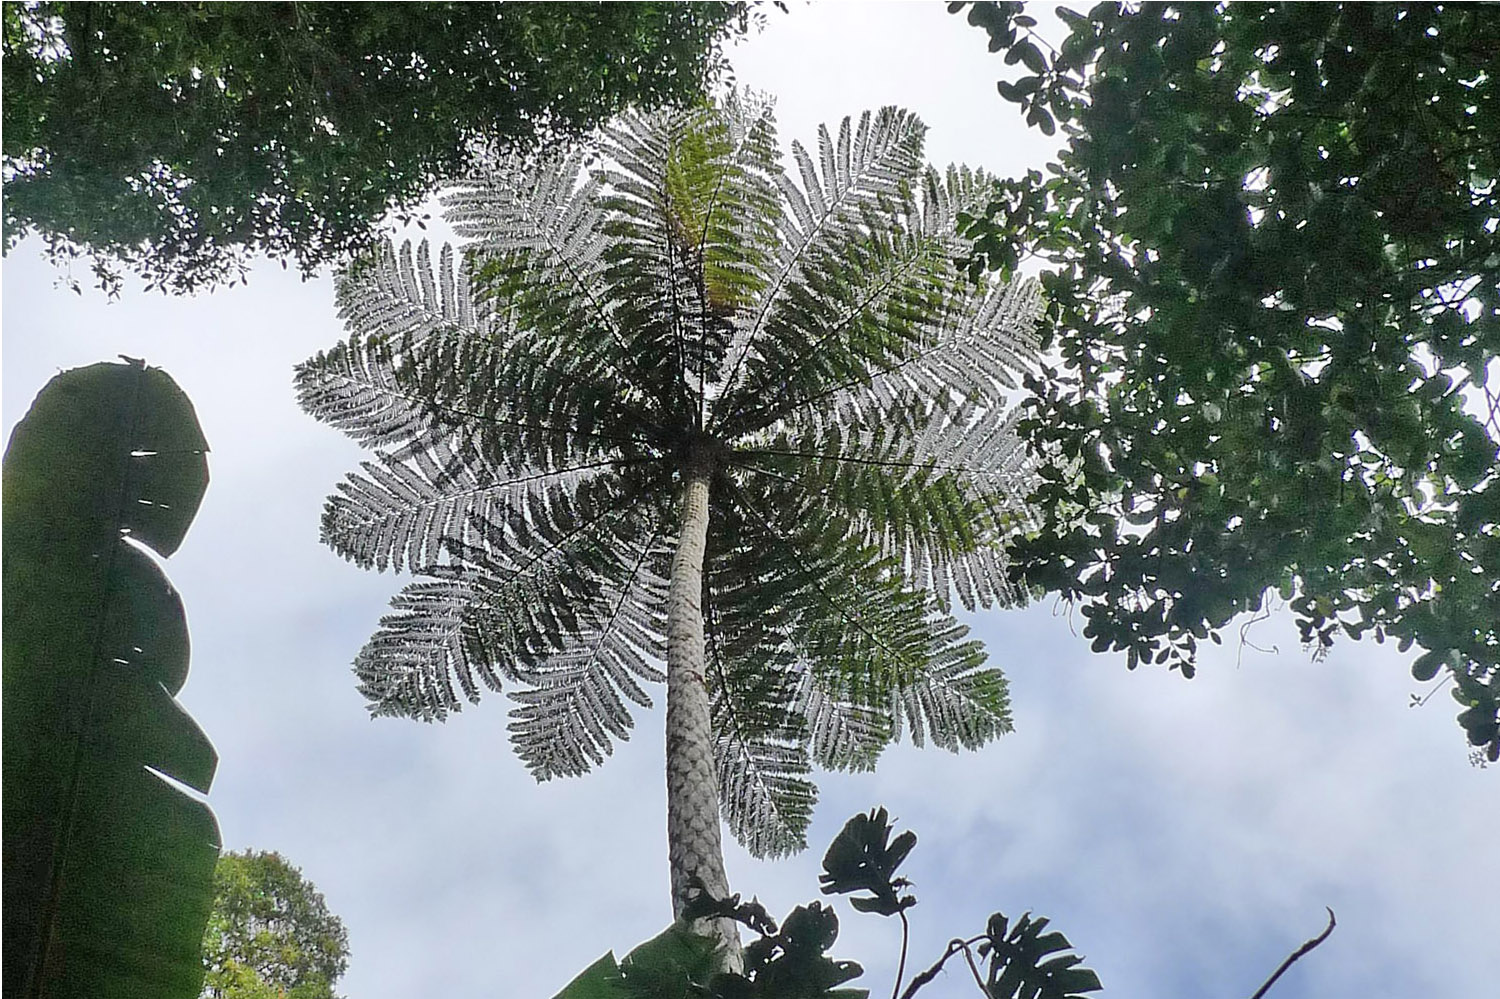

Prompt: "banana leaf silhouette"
[4,359,220,999]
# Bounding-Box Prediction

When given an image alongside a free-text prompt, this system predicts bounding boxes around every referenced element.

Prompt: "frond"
[443,146,609,285]
[295,332,437,452]
[334,239,480,350]
[304,231,653,476]
[596,98,784,421]
[507,526,671,780]
[795,667,891,773]
[738,406,1037,611]
[354,493,669,732]
[714,715,816,859]
[393,322,660,472]
[888,621,1012,752]
[799,275,1045,430]
[703,621,816,858]
[296,240,484,449]
[714,477,1002,732]
[702,475,1012,831]
[725,210,958,436]
[713,107,931,420]
[701,495,816,857]
[444,144,674,419]
[352,572,519,722]
[730,275,1044,611]
[322,445,622,574]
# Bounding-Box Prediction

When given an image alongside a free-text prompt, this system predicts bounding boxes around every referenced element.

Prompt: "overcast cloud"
[3,4,1494,998]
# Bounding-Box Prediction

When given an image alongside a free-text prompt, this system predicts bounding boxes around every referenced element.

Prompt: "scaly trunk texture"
[665,460,742,967]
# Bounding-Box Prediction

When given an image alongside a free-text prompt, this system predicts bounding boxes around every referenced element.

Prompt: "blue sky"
[3,4,1495,998]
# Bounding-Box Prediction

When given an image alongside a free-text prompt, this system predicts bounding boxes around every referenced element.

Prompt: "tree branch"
[899,935,989,999]
[1248,907,1336,999]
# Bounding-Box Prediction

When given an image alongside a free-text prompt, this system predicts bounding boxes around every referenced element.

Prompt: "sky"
[3,4,1496,998]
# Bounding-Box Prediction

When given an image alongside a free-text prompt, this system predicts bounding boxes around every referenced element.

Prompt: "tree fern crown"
[296,94,1043,859]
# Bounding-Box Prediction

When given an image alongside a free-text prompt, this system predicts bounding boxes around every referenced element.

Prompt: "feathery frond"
[507,528,670,779]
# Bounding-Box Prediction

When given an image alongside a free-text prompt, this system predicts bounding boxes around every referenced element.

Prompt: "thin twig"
[1236,600,1279,668]
[1412,671,1455,709]
[959,942,988,995]
[900,935,989,999]
[1248,908,1337,999]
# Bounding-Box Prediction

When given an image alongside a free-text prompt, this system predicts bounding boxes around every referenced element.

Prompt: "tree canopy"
[200,851,349,999]
[955,1,1499,761]
[2,1,765,294]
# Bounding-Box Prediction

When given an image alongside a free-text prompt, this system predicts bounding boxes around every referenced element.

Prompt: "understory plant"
[555,807,1335,999]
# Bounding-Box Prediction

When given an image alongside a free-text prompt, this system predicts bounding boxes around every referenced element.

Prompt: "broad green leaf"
[1411,650,1446,683]
[619,925,720,999]
[3,361,219,999]
[818,808,916,916]
[553,926,721,999]
[551,952,628,999]
[981,910,1101,999]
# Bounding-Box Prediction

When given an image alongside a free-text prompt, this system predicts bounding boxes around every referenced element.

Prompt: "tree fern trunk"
[665,461,742,967]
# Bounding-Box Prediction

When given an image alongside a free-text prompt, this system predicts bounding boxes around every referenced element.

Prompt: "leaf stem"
[900,934,989,999]
[890,909,911,999]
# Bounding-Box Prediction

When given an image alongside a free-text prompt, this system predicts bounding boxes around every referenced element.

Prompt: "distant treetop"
[201,850,349,999]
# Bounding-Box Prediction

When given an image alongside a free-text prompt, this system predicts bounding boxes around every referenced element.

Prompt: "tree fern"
[297,96,1041,945]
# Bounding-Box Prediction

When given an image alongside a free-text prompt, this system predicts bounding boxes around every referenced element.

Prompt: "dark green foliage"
[2,1,764,294]
[562,807,1342,999]
[200,851,350,999]
[3,361,219,999]
[682,878,782,939]
[552,925,721,999]
[565,809,1110,999]
[954,1,1500,760]
[978,913,1102,999]
[721,904,865,999]
[818,808,917,916]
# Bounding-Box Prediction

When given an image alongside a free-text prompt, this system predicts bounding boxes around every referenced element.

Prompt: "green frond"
[353,573,516,722]
[727,271,1044,612]
[736,405,1036,612]
[443,148,668,417]
[295,331,443,453]
[800,276,1044,430]
[714,718,817,860]
[889,621,1012,752]
[712,477,1007,755]
[333,239,479,350]
[397,323,660,469]
[322,448,624,574]
[695,472,1013,819]
[713,107,930,420]
[795,669,891,773]
[597,98,785,422]
[507,529,672,780]
[296,239,485,449]
[353,495,669,734]
[723,208,958,435]
[704,641,816,859]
